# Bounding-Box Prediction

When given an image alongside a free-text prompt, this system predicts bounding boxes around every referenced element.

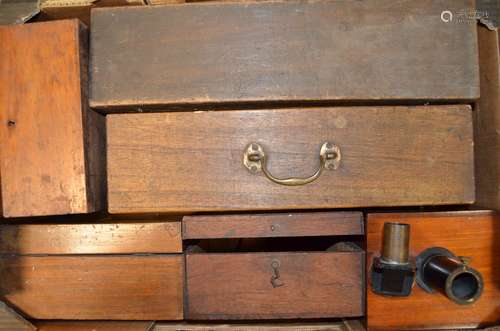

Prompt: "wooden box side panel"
[0,20,89,217]
[475,26,500,211]
[366,211,500,330]
[0,222,182,254]
[186,252,364,320]
[0,255,184,320]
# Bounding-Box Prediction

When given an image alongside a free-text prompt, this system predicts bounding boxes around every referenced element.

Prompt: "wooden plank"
[183,212,363,239]
[475,26,500,211]
[366,211,500,330]
[186,252,363,319]
[0,301,36,331]
[0,222,181,254]
[0,20,106,217]
[154,321,363,331]
[107,105,474,213]
[0,255,183,320]
[90,0,478,111]
[36,321,153,331]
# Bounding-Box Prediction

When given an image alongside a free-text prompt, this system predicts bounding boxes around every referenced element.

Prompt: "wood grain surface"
[367,211,500,330]
[475,26,500,211]
[154,320,365,331]
[183,212,363,239]
[0,20,105,217]
[0,255,183,320]
[90,0,478,111]
[186,251,364,319]
[0,301,35,331]
[0,222,181,254]
[36,321,154,331]
[107,106,474,213]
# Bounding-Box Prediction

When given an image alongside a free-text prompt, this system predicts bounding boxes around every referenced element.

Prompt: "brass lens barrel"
[381,222,410,265]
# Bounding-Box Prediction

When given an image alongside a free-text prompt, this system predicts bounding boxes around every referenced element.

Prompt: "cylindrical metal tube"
[421,253,483,305]
[381,222,410,265]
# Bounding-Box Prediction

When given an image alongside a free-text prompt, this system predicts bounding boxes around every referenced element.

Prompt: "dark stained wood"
[367,211,500,330]
[36,321,154,331]
[0,301,35,331]
[475,26,500,211]
[0,255,183,320]
[107,106,474,213]
[0,20,106,218]
[0,222,181,254]
[154,321,364,331]
[90,0,478,111]
[183,212,363,239]
[186,251,364,319]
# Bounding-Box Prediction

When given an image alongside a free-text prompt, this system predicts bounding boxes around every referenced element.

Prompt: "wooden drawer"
[90,0,478,111]
[186,251,364,320]
[0,20,105,218]
[0,221,183,320]
[107,105,474,213]
[367,211,500,330]
[185,212,364,320]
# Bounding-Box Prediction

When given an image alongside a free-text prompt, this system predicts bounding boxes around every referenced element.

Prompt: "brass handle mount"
[243,142,341,186]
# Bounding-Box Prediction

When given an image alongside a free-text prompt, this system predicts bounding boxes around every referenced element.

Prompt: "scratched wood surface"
[186,251,364,319]
[90,0,478,111]
[183,212,363,239]
[0,255,183,320]
[475,26,500,211]
[36,321,154,331]
[0,222,181,254]
[367,211,500,330]
[0,20,105,217]
[107,105,474,213]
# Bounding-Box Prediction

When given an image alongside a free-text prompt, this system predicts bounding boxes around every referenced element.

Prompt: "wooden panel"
[36,321,153,331]
[154,321,364,331]
[0,255,183,320]
[90,0,478,111]
[475,26,500,211]
[0,301,35,331]
[186,252,363,319]
[0,222,181,254]
[367,211,500,330]
[183,212,363,239]
[107,106,474,213]
[0,20,105,217]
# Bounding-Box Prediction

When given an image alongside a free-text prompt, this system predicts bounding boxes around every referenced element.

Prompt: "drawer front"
[186,252,364,319]
[107,106,473,213]
[90,0,478,111]
[0,255,184,320]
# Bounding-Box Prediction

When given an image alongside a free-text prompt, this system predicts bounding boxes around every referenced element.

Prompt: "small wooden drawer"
[0,221,183,320]
[107,105,473,214]
[185,212,364,320]
[0,20,105,218]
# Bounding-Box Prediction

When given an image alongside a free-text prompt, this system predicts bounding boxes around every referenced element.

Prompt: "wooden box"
[367,211,500,330]
[90,0,478,111]
[0,221,183,320]
[475,26,500,211]
[107,106,474,214]
[0,20,105,218]
[184,212,364,320]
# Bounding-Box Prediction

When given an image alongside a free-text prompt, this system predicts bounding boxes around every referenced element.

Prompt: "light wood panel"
[0,255,183,320]
[36,321,154,331]
[107,106,474,213]
[0,222,181,254]
[0,20,105,217]
[90,0,478,111]
[0,301,35,331]
[367,211,500,330]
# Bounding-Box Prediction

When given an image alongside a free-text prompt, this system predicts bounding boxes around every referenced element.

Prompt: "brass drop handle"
[243,142,341,186]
